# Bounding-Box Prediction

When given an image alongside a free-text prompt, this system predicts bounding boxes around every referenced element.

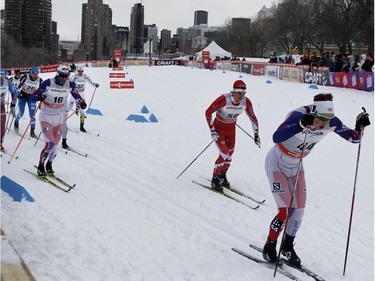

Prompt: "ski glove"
[10,101,15,108]
[37,94,46,102]
[80,99,87,110]
[16,89,22,99]
[299,113,315,129]
[210,129,219,142]
[254,133,261,146]
[355,112,371,131]
[95,83,99,88]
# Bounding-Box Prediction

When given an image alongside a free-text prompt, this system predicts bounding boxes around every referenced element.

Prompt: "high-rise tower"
[81,0,113,60]
[129,3,145,55]
[194,10,208,26]
[4,0,52,49]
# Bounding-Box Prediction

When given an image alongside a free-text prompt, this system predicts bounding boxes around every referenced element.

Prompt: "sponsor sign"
[266,65,280,78]
[109,73,126,78]
[241,63,251,74]
[112,67,124,71]
[154,60,181,66]
[114,49,122,62]
[251,64,266,76]
[356,71,374,92]
[39,64,59,73]
[303,69,330,86]
[282,66,300,82]
[202,51,211,69]
[110,81,134,89]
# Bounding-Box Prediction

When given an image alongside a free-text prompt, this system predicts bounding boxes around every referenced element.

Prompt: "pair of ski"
[232,245,325,281]
[192,178,265,210]
[24,167,76,192]
[62,147,88,157]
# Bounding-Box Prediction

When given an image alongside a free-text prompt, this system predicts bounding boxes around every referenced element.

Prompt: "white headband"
[313,100,334,114]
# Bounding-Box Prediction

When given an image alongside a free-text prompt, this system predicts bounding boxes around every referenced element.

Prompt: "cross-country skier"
[9,69,22,89]
[69,65,99,133]
[31,65,86,176]
[262,93,370,267]
[14,66,43,138]
[0,68,17,151]
[205,80,260,191]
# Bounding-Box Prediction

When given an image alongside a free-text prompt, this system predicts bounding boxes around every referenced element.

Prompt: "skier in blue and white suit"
[14,66,43,138]
[262,93,370,267]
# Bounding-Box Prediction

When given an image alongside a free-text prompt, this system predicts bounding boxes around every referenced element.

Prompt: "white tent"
[196,41,232,60]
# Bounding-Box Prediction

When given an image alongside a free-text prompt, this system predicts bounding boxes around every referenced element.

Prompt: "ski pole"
[343,108,367,276]
[176,141,213,179]
[34,131,43,147]
[86,87,97,116]
[273,130,309,277]
[236,124,260,148]
[7,104,39,164]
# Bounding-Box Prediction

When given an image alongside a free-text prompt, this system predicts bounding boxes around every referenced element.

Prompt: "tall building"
[129,3,145,55]
[4,0,52,49]
[231,18,251,31]
[194,10,208,26]
[160,29,171,51]
[79,0,113,60]
[145,24,158,52]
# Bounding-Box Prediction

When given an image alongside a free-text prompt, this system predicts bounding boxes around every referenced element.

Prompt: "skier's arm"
[273,111,305,143]
[331,117,361,143]
[84,74,99,88]
[205,95,226,129]
[245,97,259,134]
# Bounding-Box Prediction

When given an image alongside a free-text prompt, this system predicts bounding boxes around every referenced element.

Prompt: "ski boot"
[30,128,37,138]
[14,119,19,131]
[219,172,230,188]
[80,123,86,133]
[62,139,70,149]
[37,163,46,176]
[46,161,54,175]
[281,234,301,267]
[211,175,224,192]
[263,239,279,264]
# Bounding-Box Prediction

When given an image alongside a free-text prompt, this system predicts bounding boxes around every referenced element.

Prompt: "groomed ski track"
[1,66,373,281]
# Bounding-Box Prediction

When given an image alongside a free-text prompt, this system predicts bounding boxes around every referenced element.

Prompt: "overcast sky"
[50,0,276,41]
[0,0,275,40]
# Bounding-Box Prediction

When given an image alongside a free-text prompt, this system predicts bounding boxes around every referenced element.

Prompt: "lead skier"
[262,93,370,267]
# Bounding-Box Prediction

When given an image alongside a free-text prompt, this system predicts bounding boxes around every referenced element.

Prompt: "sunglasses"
[315,112,335,121]
[231,89,247,95]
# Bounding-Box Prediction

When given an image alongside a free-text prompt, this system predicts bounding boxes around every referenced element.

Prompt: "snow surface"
[1,65,374,281]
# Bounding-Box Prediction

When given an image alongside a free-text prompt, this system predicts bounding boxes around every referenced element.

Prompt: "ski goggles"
[315,112,335,121]
[231,88,247,95]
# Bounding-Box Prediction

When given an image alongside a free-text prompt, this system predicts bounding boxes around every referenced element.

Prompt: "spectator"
[354,54,367,71]
[361,53,374,72]
[269,52,277,63]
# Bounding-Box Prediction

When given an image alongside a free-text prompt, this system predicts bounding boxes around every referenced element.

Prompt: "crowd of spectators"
[269,51,374,72]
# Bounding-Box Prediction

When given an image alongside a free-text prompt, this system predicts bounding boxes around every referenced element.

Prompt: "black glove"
[37,94,46,101]
[254,133,261,146]
[10,101,15,108]
[355,112,370,131]
[299,113,315,129]
[80,99,87,109]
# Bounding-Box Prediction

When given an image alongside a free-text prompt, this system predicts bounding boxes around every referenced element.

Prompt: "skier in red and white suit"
[31,65,86,176]
[205,80,260,191]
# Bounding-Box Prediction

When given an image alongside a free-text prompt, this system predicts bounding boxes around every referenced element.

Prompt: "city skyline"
[42,0,274,41]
